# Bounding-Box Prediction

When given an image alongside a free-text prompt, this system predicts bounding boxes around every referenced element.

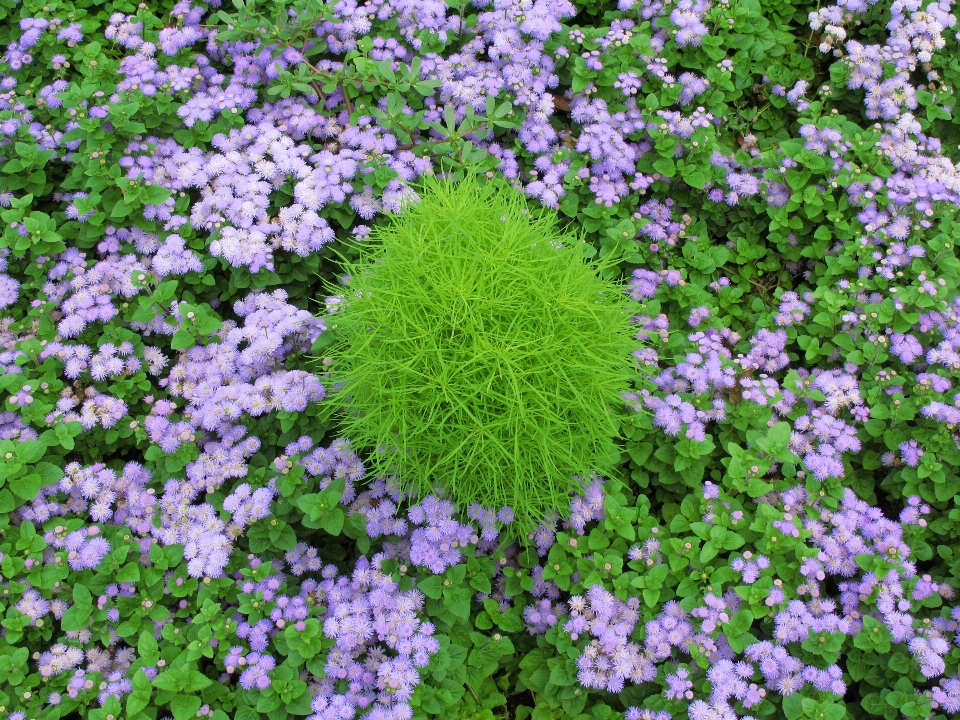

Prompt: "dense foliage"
[321,171,639,533]
[1,0,960,718]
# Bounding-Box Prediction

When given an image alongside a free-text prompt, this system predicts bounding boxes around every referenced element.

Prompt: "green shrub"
[321,171,640,531]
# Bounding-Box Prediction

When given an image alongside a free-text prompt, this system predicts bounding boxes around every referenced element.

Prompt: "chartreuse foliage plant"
[320,171,640,532]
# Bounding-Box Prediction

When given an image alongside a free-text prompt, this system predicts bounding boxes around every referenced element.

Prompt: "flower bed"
[2,0,960,719]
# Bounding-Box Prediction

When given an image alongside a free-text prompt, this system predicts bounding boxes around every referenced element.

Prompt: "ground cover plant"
[3,0,960,718]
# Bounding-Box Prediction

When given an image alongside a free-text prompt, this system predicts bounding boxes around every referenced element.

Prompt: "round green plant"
[320,172,640,532]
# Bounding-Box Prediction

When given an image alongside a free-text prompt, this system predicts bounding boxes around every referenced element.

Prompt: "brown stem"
[339,82,354,115]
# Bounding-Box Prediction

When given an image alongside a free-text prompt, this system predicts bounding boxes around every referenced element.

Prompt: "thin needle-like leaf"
[320,171,643,533]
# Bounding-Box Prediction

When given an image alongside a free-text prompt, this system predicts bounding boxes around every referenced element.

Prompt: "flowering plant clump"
[5,0,960,719]
[321,171,639,532]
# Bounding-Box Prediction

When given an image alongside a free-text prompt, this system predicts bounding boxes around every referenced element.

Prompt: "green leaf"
[153,668,183,692]
[143,186,172,205]
[235,706,260,720]
[549,660,573,686]
[10,473,41,501]
[17,440,47,464]
[469,571,492,595]
[320,508,344,536]
[117,563,141,583]
[286,688,314,715]
[417,576,443,600]
[157,667,213,694]
[183,670,213,692]
[155,280,179,304]
[195,309,223,335]
[297,493,337,520]
[782,693,803,720]
[681,167,709,189]
[34,462,64,485]
[170,694,202,720]
[111,199,133,218]
[171,328,195,350]
[474,611,493,630]
[854,615,892,653]
[268,521,297,550]
[138,631,159,660]
[768,422,791,448]
[55,423,75,451]
[833,333,854,351]
[860,692,889,715]
[727,608,753,636]
[285,619,327,658]
[73,582,92,606]
[127,670,153,716]
[653,157,676,177]
[870,404,890,420]
[60,604,91,631]
[444,586,472,619]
